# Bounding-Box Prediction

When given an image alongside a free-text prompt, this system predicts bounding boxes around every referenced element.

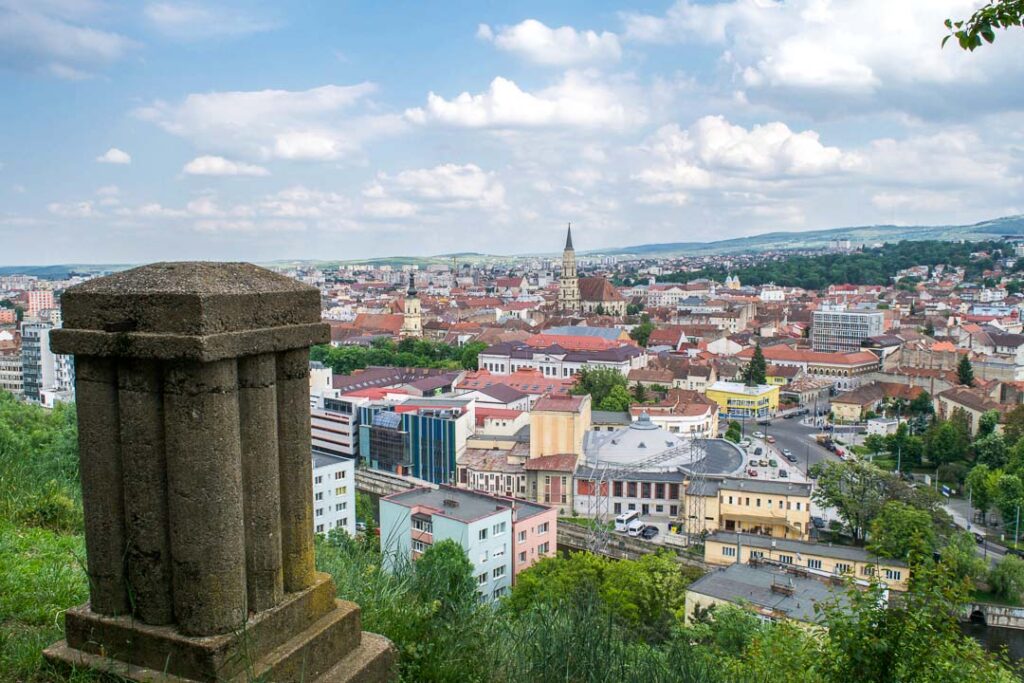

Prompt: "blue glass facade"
[358,405,458,484]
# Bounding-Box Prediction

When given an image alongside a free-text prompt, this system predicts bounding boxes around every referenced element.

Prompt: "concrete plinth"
[46,262,395,681]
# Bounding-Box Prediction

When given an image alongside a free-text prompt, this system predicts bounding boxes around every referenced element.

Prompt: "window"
[341,518,348,527]
[412,540,426,553]
[884,569,902,581]
[627,482,637,497]
[613,502,622,514]
[315,524,324,533]
[335,470,346,480]
[538,542,550,554]
[493,565,506,579]
[478,528,488,541]
[779,554,793,564]
[413,518,433,534]
[477,572,487,586]
[492,587,506,600]
[655,483,665,499]
[517,530,526,542]
[756,498,761,508]
[336,486,347,496]
[518,551,526,563]
[728,496,733,505]
[641,483,651,499]
[314,492,323,501]
[494,545,506,558]
[670,505,678,516]
[722,546,737,557]
[795,502,802,511]
[807,559,822,570]
[655,505,664,513]
[537,522,549,534]
[315,508,323,517]
[750,551,763,559]
[834,563,852,574]
[335,503,345,511]
[493,521,507,535]
[314,476,323,484]
[669,483,680,498]
[861,566,875,577]
[613,481,623,497]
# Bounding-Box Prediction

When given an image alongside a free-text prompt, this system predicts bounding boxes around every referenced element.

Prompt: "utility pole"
[1017,505,1021,548]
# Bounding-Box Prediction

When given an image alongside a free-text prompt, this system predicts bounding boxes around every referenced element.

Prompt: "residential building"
[685,561,853,627]
[524,454,577,516]
[0,350,22,396]
[477,339,647,379]
[312,453,356,537]
[705,381,780,420]
[381,486,546,601]
[510,498,558,580]
[630,389,719,437]
[734,346,879,391]
[935,386,1007,436]
[811,306,885,352]
[27,290,55,317]
[704,532,909,591]
[20,320,53,403]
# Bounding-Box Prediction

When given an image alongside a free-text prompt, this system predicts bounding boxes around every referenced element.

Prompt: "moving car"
[766,435,776,444]
[640,525,659,540]
[784,452,798,463]
[782,448,793,457]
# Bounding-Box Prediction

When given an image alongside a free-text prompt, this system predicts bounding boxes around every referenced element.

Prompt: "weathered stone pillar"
[45,262,395,682]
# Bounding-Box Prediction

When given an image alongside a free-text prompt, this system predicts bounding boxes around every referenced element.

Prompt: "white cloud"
[371,163,506,211]
[871,190,961,213]
[406,72,644,130]
[635,115,857,194]
[144,2,277,40]
[478,19,621,66]
[135,83,402,161]
[96,147,131,164]
[48,200,96,217]
[96,185,120,196]
[0,1,136,78]
[183,155,270,176]
[622,0,1024,110]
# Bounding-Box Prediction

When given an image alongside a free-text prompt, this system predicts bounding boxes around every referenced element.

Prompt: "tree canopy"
[741,343,767,386]
[945,0,1024,50]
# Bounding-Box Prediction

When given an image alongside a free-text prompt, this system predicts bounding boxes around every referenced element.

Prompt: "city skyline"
[2,1,1024,265]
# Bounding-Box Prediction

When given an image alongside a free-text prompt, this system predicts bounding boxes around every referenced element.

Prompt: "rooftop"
[707,532,907,567]
[383,485,512,524]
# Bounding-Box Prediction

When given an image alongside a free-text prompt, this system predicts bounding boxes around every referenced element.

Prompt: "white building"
[312,453,356,537]
[759,284,785,302]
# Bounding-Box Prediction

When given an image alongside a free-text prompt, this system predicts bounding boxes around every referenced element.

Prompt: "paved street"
[743,416,843,477]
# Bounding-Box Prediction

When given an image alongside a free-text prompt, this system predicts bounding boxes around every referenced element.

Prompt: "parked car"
[778,469,788,478]
[765,435,776,444]
[758,459,768,467]
[747,468,758,477]
[768,459,778,468]
[811,516,826,529]
[739,439,752,448]
[749,459,759,468]
[640,525,659,540]
[752,431,765,439]
[626,519,646,537]
[783,413,794,419]
[782,448,793,457]
[753,447,764,456]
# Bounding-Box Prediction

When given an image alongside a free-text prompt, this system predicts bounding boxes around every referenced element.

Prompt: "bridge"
[963,602,1024,630]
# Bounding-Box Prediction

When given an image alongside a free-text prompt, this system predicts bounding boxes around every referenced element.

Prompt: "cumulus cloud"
[406,71,644,130]
[364,163,507,217]
[144,2,278,40]
[96,147,132,164]
[135,83,404,161]
[48,200,96,217]
[478,19,621,66]
[183,155,270,176]
[0,1,137,78]
[622,0,1024,113]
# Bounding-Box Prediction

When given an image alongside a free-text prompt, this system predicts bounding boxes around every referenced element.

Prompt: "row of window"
[314,517,349,534]
[724,495,804,511]
[313,469,349,485]
[314,502,348,517]
[720,546,902,581]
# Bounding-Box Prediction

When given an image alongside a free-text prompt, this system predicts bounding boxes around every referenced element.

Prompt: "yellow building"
[684,479,812,540]
[705,381,780,420]
[703,532,909,591]
[530,394,591,458]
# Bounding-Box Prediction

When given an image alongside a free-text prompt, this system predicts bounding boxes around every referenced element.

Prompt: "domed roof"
[583,412,698,468]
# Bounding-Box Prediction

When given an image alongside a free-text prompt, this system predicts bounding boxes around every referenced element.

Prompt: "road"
[746,416,843,476]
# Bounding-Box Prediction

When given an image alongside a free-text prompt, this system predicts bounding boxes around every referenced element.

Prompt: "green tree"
[1001,403,1024,446]
[924,420,968,465]
[974,432,1008,468]
[863,433,888,457]
[945,0,1024,50]
[811,460,899,543]
[598,385,633,412]
[957,354,975,387]
[742,343,767,386]
[996,472,1024,534]
[908,390,934,415]
[724,421,742,443]
[867,501,937,561]
[413,539,477,613]
[941,531,987,583]
[571,367,629,407]
[979,409,1001,437]
[629,316,655,347]
[966,463,997,516]
[626,302,643,316]
[459,341,487,370]
[989,555,1024,603]
[632,381,647,403]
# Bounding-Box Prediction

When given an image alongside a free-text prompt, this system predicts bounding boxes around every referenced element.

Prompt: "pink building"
[506,498,558,581]
[27,290,54,317]
[0,308,15,324]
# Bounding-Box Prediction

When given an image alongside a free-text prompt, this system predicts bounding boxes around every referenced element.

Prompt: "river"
[962,622,1024,661]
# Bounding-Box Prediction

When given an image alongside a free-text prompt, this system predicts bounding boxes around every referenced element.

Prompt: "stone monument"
[44,262,394,682]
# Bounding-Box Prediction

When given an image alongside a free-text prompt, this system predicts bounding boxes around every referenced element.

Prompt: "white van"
[615,510,640,532]
[626,519,646,537]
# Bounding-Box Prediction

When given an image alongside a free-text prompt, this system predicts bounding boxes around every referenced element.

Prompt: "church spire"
[407,271,417,297]
[565,222,574,251]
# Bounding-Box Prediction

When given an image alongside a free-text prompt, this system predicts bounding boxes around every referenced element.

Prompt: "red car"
[747,468,758,477]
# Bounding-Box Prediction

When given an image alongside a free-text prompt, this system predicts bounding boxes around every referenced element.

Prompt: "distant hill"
[586,215,1024,257]
[0,264,130,278]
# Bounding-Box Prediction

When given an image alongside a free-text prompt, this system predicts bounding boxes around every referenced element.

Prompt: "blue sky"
[1,0,1023,265]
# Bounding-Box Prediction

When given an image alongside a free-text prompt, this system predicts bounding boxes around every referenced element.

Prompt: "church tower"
[401,271,422,338]
[558,223,580,313]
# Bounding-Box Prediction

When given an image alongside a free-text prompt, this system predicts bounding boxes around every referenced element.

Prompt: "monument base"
[43,572,395,682]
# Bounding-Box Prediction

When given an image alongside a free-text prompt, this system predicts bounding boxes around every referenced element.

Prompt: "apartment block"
[811,307,885,353]
[312,453,356,538]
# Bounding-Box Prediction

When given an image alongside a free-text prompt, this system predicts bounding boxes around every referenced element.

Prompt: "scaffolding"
[582,437,709,553]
